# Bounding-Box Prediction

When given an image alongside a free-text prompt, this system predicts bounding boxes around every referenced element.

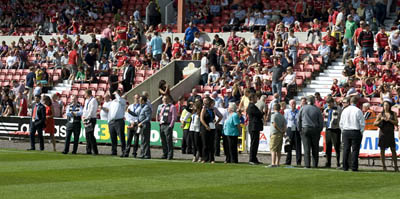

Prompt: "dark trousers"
[85,119,98,154]
[99,37,111,61]
[285,129,302,165]
[160,124,174,159]
[378,47,385,60]
[214,124,223,156]
[325,128,341,167]
[109,119,126,155]
[190,131,202,158]
[64,124,81,154]
[181,129,192,154]
[301,127,321,168]
[125,125,139,156]
[225,136,238,163]
[139,122,151,158]
[342,130,362,171]
[249,130,260,163]
[201,129,215,162]
[122,81,132,93]
[201,73,208,86]
[29,124,44,150]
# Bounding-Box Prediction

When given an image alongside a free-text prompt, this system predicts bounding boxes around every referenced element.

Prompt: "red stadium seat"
[99,83,107,91]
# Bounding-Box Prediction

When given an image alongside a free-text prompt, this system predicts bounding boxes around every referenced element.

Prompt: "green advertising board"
[77,120,183,147]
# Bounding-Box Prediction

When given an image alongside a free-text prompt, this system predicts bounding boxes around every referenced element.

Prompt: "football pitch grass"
[1,149,399,199]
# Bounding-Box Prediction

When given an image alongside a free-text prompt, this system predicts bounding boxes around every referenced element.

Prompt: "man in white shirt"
[216,102,228,157]
[99,94,111,121]
[318,40,331,64]
[6,51,18,69]
[339,96,365,171]
[200,53,209,85]
[207,66,220,86]
[108,90,127,157]
[124,94,141,157]
[287,29,299,65]
[82,90,99,155]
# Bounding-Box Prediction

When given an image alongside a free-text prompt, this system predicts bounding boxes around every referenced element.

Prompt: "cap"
[347,14,353,18]
[204,91,210,96]
[212,91,218,95]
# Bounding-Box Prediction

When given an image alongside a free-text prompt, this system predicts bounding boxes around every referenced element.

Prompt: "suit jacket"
[123,65,135,85]
[247,103,264,132]
[138,104,152,124]
[228,17,240,27]
[31,103,46,129]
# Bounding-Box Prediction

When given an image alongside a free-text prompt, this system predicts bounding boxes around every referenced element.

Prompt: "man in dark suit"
[246,93,264,165]
[223,13,240,32]
[138,95,152,159]
[121,60,135,93]
[28,95,46,151]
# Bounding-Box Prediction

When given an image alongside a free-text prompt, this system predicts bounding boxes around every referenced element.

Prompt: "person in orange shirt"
[362,103,378,130]
[43,95,56,151]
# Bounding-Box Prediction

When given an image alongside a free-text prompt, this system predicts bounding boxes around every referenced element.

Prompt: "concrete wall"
[151,68,201,118]
[123,61,175,103]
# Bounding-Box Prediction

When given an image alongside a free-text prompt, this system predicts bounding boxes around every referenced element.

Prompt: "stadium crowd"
[0,0,399,171]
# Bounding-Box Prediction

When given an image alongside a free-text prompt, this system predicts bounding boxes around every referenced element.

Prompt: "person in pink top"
[99,25,113,61]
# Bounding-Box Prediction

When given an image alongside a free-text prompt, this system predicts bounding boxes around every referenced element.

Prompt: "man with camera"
[62,95,83,154]
[124,94,141,157]
[82,89,99,155]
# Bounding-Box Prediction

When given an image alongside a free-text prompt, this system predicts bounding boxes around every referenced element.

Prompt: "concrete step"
[297,91,332,97]
[315,76,339,81]
[307,84,333,89]
[331,61,344,66]
[327,65,345,70]
[317,73,342,78]
[301,88,332,93]
[323,69,342,74]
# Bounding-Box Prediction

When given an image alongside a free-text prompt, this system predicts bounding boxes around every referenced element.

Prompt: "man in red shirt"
[353,21,365,50]
[367,63,379,79]
[328,8,338,29]
[323,28,338,58]
[115,21,127,46]
[375,26,389,59]
[68,45,79,83]
[69,18,79,35]
[17,91,28,116]
[382,70,397,86]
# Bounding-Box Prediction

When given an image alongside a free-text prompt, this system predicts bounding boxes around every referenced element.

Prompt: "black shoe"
[161,156,167,159]
[111,153,117,156]
[120,154,125,158]
[132,154,137,158]
[27,148,35,151]
[62,151,68,154]
[343,168,349,171]
[72,152,77,155]
[182,151,187,154]
[86,152,92,155]
[351,169,359,172]
[304,166,311,169]
[143,156,151,159]
[40,149,44,151]
[167,157,173,160]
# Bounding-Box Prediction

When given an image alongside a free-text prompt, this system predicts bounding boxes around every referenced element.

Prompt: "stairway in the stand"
[47,80,71,96]
[294,58,344,102]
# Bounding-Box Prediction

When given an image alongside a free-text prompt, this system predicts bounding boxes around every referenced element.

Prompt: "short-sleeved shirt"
[270,66,285,83]
[68,49,78,65]
[344,20,357,39]
[270,112,286,134]
[223,112,240,136]
[184,27,199,43]
[26,72,36,88]
[1,99,14,115]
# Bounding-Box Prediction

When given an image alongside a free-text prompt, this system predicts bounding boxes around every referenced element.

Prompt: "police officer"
[62,95,83,154]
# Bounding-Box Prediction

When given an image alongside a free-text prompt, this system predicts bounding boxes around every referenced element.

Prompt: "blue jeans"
[362,47,374,58]
[272,81,282,99]
[348,38,355,58]
[289,49,297,65]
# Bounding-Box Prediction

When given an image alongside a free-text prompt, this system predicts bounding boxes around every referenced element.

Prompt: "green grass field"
[0,148,399,199]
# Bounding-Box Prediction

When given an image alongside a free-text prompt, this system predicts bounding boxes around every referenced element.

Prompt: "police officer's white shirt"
[100,101,111,121]
[108,94,126,121]
[82,97,98,119]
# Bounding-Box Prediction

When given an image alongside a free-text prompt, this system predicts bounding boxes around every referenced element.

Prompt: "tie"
[32,105,38,121]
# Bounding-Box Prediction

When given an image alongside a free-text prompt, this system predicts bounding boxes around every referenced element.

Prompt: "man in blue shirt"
[25,66,36,106]
[183,22,199,50]
[150,31,163,61]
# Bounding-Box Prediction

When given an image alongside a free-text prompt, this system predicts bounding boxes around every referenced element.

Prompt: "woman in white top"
[389,31,400,56]
[283,67,296,101]
[189,101,203,162]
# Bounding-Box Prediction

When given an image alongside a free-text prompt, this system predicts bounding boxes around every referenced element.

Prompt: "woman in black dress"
[199,97,222,163]
[374,100,399,171]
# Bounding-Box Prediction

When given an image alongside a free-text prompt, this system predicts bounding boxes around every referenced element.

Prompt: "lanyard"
[290,109,297,122]
[85,97,93,111]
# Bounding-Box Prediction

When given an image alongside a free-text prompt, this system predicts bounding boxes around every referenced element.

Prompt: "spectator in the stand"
[159,79,173,102]
[306,19,322,44]
[282,10,295,28]
[121,60,135,93]
[212,34,225,47]
[192,32,204,60]
[283,67,296,102]
[16,91,28,116]
[188,88,202,104]
[150,31,163,61]
[183,22,199,50]
[223,13,240,32]
[344,15,357,58]
[358,24,374,58]
[99,25,113,61]
[389,30,400,57]
[374,101,399,172]
[318,40,331,65]
[98,56,110,76]
[207,66,220,86]
[51,93,63,118]
[68,45,79,83]
[294,0,306,21]
[109,68,119,94]
[270,57,286,100]
[6,51,18,69]
[0,41,8,57]
[323,28,338,59]
[362,78,377,98]
[0,94,14,116]
[376,26,389,59]
[234,6,247,23]
[287,29,299,65]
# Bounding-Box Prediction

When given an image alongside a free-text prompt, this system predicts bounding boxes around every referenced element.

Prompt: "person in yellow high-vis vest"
[362,103,378,130]
[180,105,193,154]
